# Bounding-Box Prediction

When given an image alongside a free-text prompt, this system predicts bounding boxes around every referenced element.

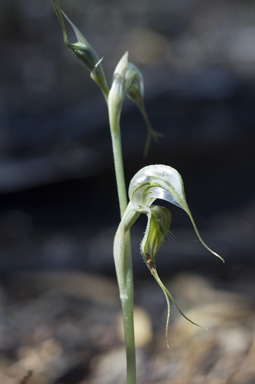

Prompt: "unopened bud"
[124,62,163,156]
[124,63,144,109]
[51,0,108,98]
[108,52,129,135]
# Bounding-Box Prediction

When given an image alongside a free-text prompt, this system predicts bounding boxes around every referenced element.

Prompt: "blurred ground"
[0,0,255,383]
[0,271,255,384]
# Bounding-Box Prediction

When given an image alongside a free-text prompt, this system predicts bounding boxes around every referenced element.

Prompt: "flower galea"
[114,164,224,345]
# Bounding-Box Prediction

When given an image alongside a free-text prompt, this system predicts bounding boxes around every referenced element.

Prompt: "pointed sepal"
[51,0,109,98]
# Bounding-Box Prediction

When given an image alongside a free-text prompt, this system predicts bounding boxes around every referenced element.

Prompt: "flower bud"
[51,0,108,98]
[108,52,129,135]
[124,63,163,156]
[124,63,144,109]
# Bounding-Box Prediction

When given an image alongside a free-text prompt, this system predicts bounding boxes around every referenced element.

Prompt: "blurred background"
[0,0,255,383]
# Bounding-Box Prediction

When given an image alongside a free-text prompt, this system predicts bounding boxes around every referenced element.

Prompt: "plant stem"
[102,51,136,384]
[121,233,136,384]
[111,132,127,216]
[110,127,136,383]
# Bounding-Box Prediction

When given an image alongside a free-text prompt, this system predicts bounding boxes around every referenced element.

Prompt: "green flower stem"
[103,51,137,382]
[108,100,137,382]
[110,148,136,383]
[113,206,140,384]
[107,51,137,382]
[110,130,128,217]
[120,233,136,384]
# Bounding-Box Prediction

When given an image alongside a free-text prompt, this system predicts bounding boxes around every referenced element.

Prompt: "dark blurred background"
[0,1,255,383]
[0,0,254,273]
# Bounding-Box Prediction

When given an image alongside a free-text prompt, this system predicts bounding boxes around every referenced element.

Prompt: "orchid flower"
[114,164,224,346]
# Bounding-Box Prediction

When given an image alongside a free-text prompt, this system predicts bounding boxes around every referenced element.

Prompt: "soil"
[0,268,254,384]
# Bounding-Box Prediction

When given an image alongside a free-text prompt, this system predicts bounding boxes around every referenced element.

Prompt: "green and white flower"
[114,164,224,346]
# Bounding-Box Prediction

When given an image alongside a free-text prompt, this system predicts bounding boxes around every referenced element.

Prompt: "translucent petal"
[129,164,224,262]
[129,164,187,209]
